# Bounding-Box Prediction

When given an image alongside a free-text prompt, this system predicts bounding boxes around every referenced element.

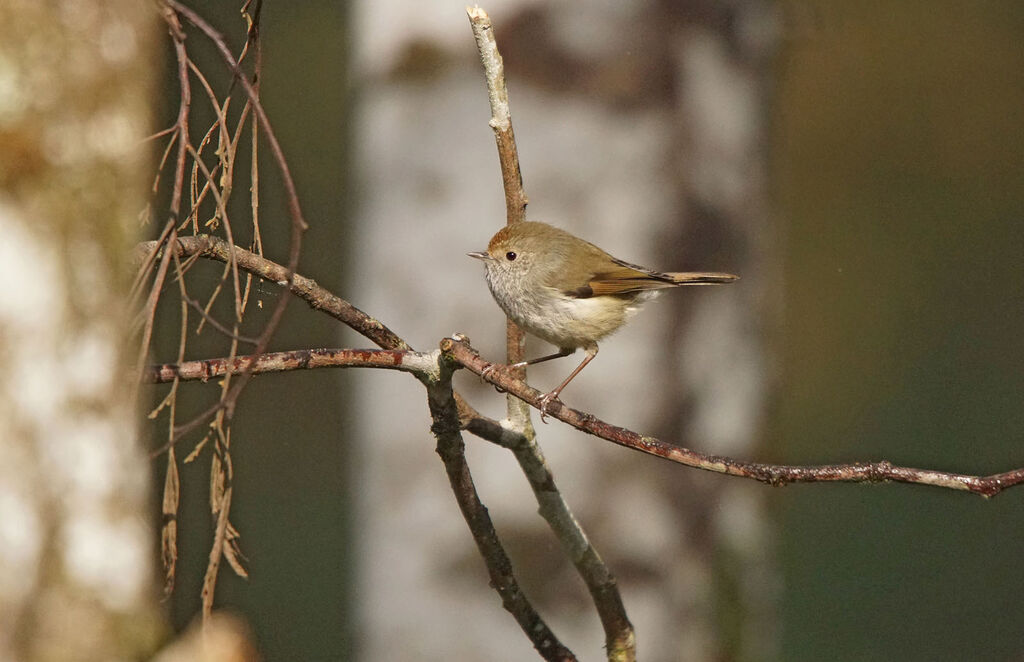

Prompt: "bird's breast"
[486,272,640,348]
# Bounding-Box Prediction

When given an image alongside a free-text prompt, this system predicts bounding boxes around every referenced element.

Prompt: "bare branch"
[442,337,1024,497]
[163,0,306,435]
[135,236,512,445]
[426,356,577,662]
[145,338,637,656]
[466,7,528,224]
[145,348,439,384]
[466,7,530,403]
[139,230,635,656]
[507,434,635,659]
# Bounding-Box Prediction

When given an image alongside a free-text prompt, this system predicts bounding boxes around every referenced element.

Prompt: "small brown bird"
[469,221,737,418]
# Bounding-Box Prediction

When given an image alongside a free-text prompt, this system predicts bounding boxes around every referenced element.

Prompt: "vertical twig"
[202,479,233,619]
[137,6,192,384]
[466,7,532,426]
[466,9,636,660]
[466,8,528,223]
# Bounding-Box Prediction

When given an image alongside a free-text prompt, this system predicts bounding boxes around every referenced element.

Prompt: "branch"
[505,421,635,659]
[467,7,528,224]
[147,339,635,658]
[426,356,577,662]
[143,344,636,657]
[441,337,1024,498]
[163,0,306,430]
[137,234,629,656]
[145,348,439,383]
[135,234,411,351]
[466,6,531,412]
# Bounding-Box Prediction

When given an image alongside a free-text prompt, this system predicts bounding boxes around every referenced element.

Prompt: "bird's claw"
[537,391,560,423]
[480,363,506,393]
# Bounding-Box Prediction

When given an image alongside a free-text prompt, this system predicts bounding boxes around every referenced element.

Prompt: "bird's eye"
[505,251,517,261]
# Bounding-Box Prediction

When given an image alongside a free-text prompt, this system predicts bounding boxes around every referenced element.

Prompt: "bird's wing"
[582,258,735,296]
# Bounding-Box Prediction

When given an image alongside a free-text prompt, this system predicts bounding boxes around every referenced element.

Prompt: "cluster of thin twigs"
[138,5,1024,662]
[138,0,311,620]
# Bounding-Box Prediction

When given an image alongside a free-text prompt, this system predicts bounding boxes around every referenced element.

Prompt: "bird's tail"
[663,272,739,285]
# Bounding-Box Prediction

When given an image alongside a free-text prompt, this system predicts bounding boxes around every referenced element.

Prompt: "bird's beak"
[467,251,492,261]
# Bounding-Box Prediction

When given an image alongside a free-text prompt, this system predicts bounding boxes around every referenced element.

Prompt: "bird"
[469,221,737,419]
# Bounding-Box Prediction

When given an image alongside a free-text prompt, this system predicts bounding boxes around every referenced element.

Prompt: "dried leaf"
[163,447,181,515]
[162,520,178,597]
[210,453,224,514]
[223,527,249,580]
[148,388,175,419]
[161,448,180,596]
[183,432,209,463]
[202,485,232,620]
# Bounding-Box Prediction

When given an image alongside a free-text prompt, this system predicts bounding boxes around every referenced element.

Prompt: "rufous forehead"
[486,225,516,253]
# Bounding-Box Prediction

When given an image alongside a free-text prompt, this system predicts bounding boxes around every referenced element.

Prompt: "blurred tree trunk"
[0,2,162,660]
[354,1,778,659]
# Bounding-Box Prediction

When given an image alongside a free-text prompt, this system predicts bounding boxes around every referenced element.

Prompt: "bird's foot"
[480,363,506,393]
[537,391,561,423]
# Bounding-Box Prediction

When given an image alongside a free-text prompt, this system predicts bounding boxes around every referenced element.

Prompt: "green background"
[774,2,1024,659]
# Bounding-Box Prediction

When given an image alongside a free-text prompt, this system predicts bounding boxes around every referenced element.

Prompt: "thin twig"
[466,7,530,401]
[137,6,192,381]
[153,5,284,620]
[135,235,410,351]
[184,141,243,323]
[466,7,528,224]
[130,219,174,308]
[507,434,635,659]
[136,227,177,383]
[165,0,306,431]
[182,295,260,345]
[164,4,191,222]
[201,482,232,620]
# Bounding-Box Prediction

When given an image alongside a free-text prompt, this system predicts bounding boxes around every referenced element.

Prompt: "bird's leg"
[480,347,574,385]
[511,347,575,370]
[537,343,598,423]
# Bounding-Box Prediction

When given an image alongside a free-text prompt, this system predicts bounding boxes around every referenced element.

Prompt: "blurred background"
[154,1,1024,660]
